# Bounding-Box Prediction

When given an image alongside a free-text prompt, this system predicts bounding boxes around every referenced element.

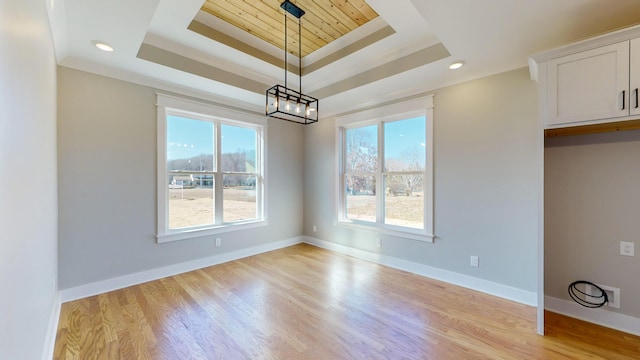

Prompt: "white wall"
[546,130,640,319]
[0,0,59,359]
[57,67,304,289]
[304,68,540,297]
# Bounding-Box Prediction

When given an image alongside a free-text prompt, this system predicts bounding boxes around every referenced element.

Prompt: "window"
[337,96,434,242]
[157,94,267,243]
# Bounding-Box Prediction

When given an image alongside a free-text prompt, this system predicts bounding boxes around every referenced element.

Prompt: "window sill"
[157,220,268,243]
[333,220,434,243]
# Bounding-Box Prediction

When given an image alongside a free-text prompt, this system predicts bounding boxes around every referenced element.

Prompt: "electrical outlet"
[312,225,317,232]
[620,241,634,256]
[470,256,479,267]
[215,238,221,247]
[376,238,381,247]
[586,284,620,309]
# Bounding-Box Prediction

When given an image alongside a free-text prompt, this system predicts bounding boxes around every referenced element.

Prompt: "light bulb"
[296,101,301,114]
[449,61,465,70]
[93,41,114,52]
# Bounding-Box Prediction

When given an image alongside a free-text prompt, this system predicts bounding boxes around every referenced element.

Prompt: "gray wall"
[304,67,540,292]
[546,130,640,318]
[57,67,304,289]
[0,0,59,358]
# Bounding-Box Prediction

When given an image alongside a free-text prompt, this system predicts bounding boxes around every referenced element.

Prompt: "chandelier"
[265,0,319,125]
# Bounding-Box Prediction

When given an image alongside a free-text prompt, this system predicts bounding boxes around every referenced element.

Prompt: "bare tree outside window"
[385,146,424,196]
[336,97,433,240]
[341,117,426,229]
[345,126,377,222]
[345,127,377,193]
[384,118,426,229]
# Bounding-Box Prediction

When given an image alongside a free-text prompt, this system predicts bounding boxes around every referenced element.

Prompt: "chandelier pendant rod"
[284,8,288,89]
[298,17,302,93]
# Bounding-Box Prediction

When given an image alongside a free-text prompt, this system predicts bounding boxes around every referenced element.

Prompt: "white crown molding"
[530,24,640,66]
[45,0,69,61]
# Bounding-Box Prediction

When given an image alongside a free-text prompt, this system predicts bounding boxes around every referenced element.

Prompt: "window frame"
[156,94,268,243]
[335,96,434,242]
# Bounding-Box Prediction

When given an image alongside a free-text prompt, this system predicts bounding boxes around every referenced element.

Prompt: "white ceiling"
[47,0,640,117]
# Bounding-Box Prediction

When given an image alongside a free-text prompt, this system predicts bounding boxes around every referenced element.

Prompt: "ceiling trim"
[311,43,450,99]
[137,43,270,94]
[188,20,290,71]
[136,40,450,102]
[529,23,640,69]
[303,25,395,74]
[187,20,396,76]
[46,0,70,61]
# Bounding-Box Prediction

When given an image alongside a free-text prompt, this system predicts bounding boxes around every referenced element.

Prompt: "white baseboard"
[42,292,61,360]
[59,234,537,306]
[60,237,304,303]
[545,296,640,336]
[304,236,537,306]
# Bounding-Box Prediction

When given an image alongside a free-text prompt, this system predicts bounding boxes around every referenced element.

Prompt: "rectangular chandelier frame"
[266,84,318,125]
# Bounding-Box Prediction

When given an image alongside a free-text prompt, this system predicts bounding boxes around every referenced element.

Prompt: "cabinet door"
[631,38,640,116]
[547,42,629,127]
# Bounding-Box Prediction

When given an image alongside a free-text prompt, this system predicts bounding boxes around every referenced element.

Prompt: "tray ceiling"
[47,0,640,117]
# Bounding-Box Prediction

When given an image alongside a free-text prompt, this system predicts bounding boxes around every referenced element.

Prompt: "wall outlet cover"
[620,241,634,256]
[470,256,479,267]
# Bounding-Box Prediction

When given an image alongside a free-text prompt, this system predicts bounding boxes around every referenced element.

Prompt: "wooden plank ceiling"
[201,0,379,57]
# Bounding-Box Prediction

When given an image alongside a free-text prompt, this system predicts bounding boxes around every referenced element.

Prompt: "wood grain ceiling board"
[201,0,379,57]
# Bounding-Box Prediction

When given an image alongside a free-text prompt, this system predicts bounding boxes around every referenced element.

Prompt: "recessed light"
[93,41,114,52]
[449,61,465,70]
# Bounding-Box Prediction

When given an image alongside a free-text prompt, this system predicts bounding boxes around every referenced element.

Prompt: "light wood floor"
[54,243,640,359]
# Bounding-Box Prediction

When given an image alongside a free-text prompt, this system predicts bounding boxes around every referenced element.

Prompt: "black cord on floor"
[568,280,608,308]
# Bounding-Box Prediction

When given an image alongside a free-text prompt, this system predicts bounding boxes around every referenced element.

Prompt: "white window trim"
[156,93,268,243]
[335,95,434,243]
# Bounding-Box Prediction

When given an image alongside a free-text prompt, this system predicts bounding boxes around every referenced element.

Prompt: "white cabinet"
[530,25,640,129]
[630,37,640,117]
[547,42,629,127]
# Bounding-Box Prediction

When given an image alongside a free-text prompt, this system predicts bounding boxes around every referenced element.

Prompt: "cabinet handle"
[636,88,639,109]
[622,90,626,110]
